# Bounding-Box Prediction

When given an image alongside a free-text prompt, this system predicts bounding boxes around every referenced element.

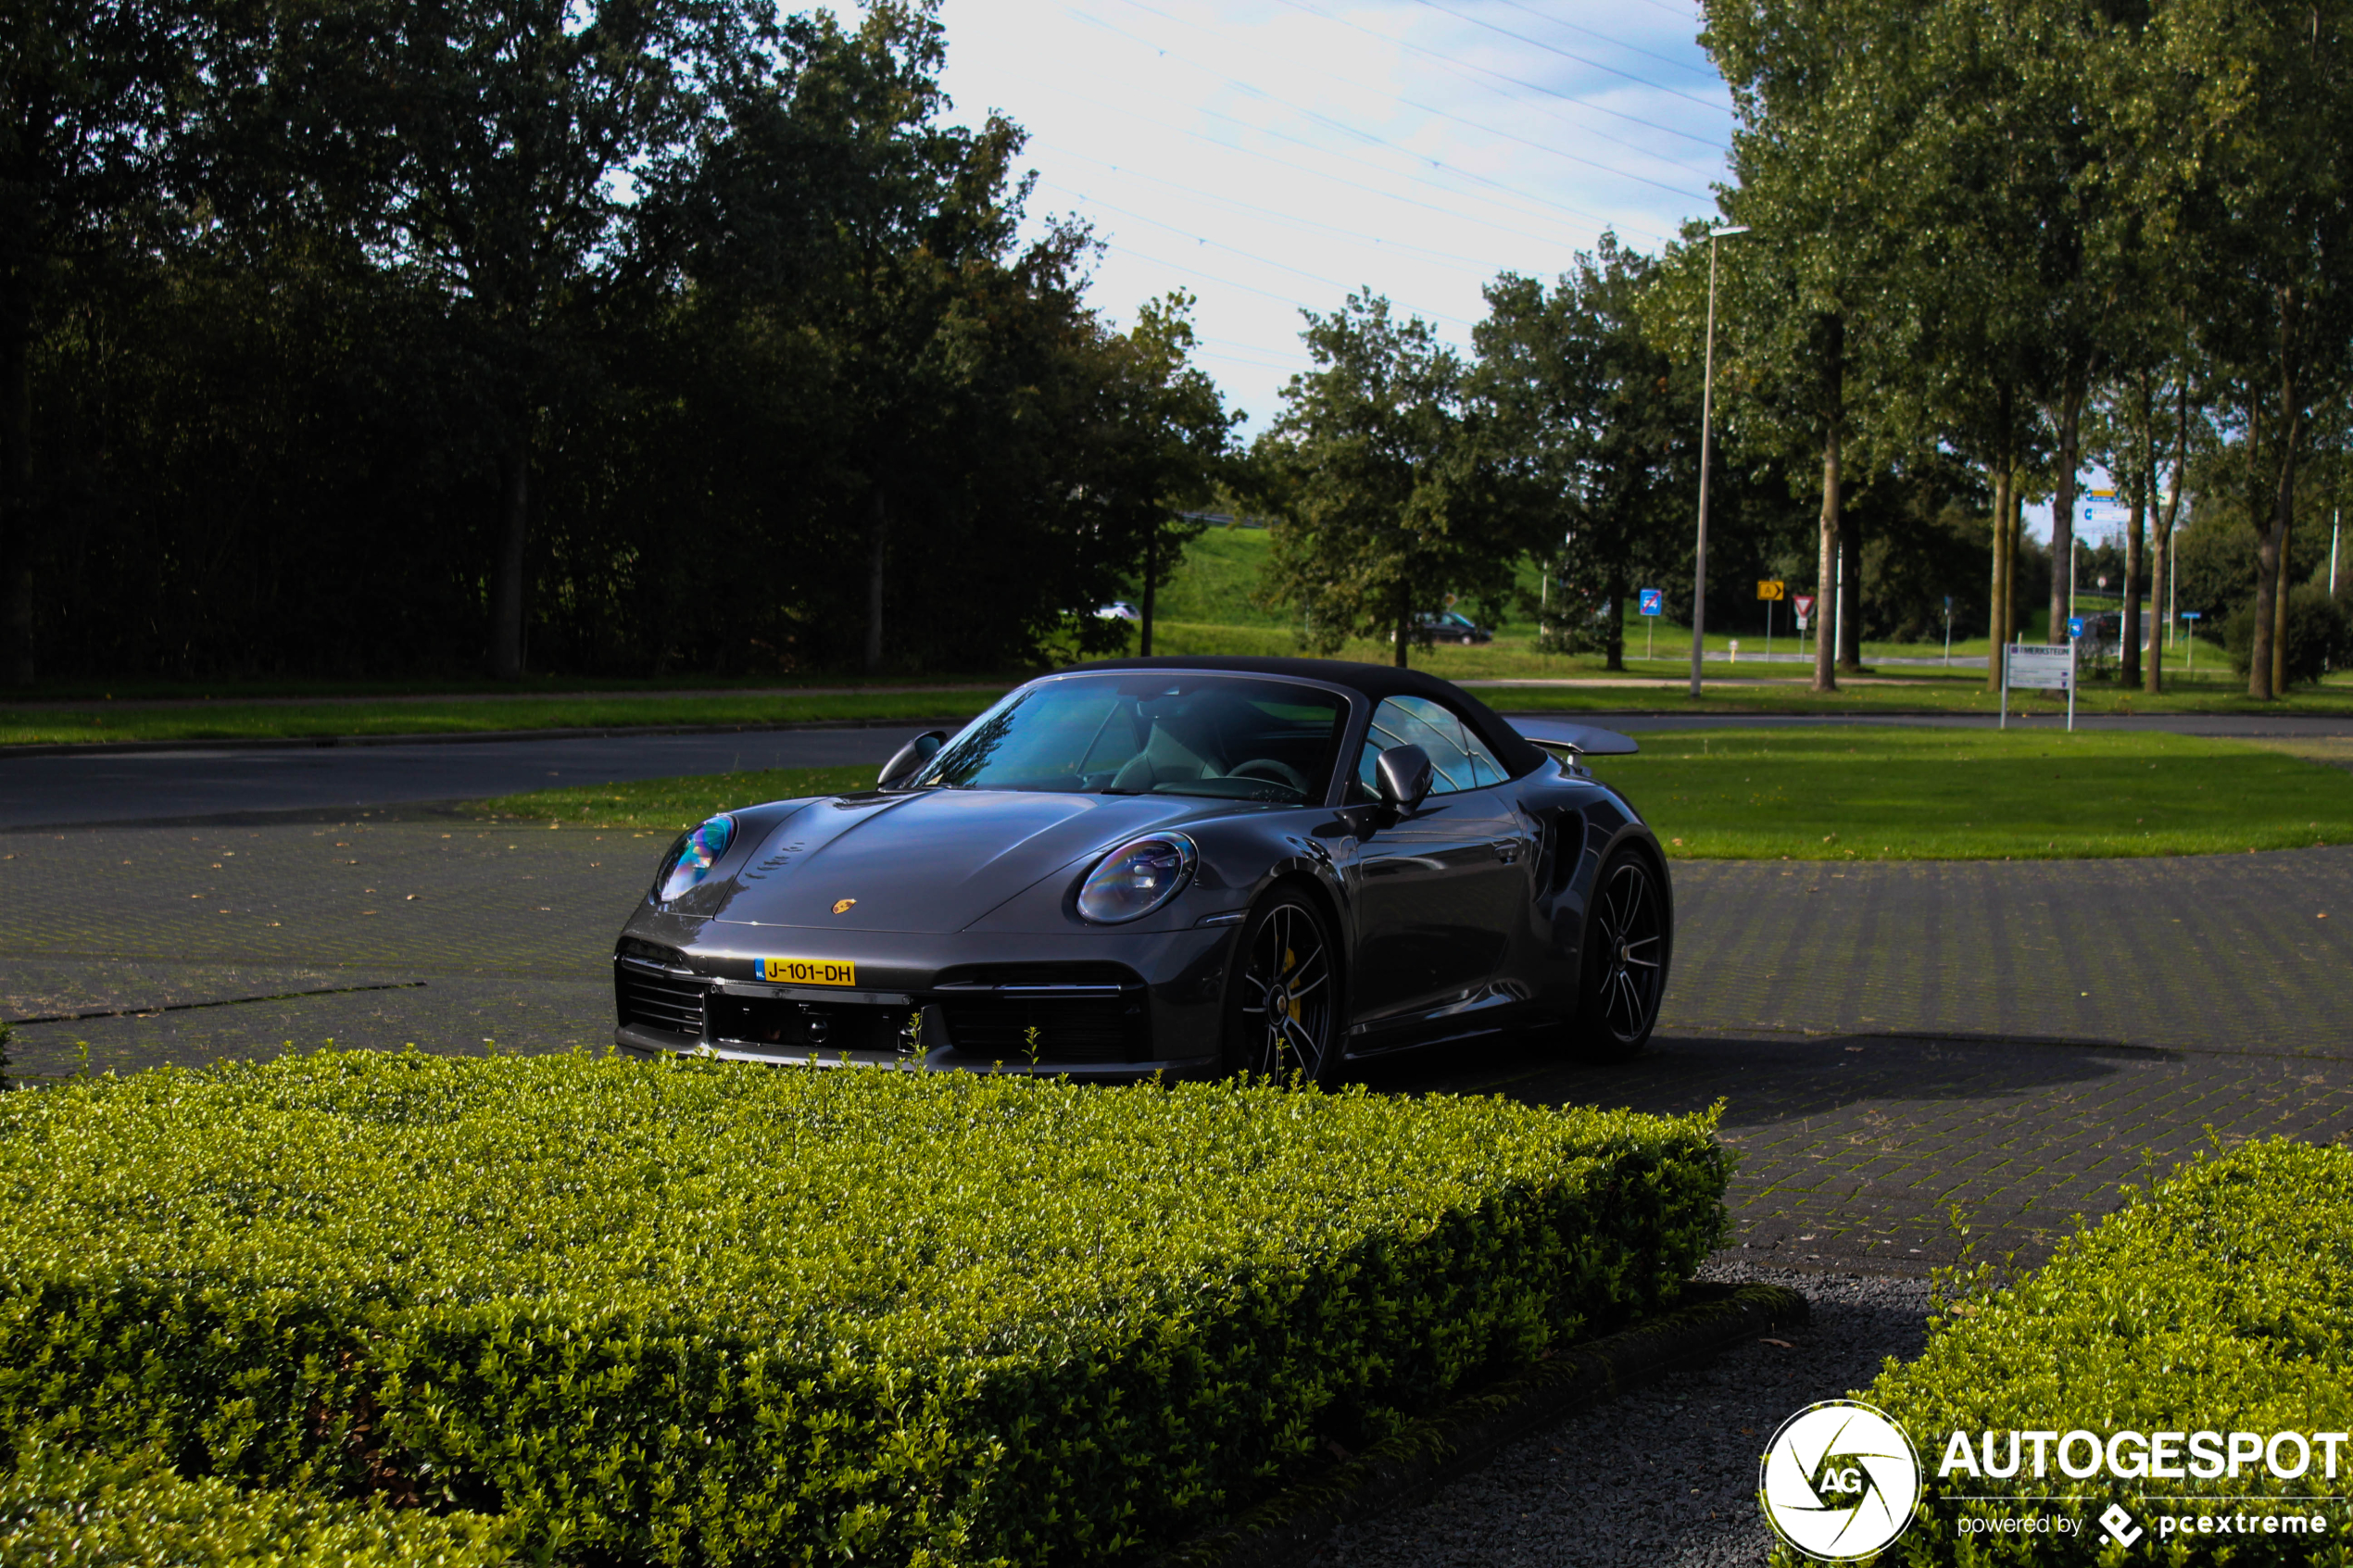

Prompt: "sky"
[926,0,1735,433]
[912,0,2106,546]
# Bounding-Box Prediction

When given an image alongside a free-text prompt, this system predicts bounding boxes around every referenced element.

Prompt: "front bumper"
[611,922,1240,1083]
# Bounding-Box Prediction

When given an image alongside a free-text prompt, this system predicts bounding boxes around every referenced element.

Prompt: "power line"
[1000,66,1656,248]
[1086,233,1476,339]
[1066,8,1707,207]
[1035,138,1531,272]
[1267,0,1726,150]
[1040,178,1485,329]
[1409,0,1733,114]
[1100,0,1719,179]
[1084,0,1717,200]
[1480,0,1724,83]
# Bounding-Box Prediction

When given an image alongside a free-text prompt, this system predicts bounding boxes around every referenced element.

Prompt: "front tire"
[1223,888,1341,1086]
[1575,847,1668,1060]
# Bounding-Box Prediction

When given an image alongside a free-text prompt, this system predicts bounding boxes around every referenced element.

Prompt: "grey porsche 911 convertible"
[612,657,1669,1083]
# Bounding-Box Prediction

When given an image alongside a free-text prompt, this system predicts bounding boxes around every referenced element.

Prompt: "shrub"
[1860,1139,2353,1564]
[2223,583,2351,686]
[0,1051,1730,1567]
[0,1440,509,1567]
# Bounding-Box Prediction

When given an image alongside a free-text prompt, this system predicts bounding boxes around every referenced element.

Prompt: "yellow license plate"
[762,957,857,986]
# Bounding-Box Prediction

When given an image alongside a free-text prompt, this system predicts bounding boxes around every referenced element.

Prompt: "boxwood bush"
[0,1440,510,1567]
[1863,1139,2353,1564]
[0,1052,1729,1566]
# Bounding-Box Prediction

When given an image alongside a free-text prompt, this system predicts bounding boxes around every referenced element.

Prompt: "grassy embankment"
[475,728,2353,860]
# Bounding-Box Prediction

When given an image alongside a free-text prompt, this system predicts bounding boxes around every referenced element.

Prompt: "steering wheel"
[1227,758,1311,795]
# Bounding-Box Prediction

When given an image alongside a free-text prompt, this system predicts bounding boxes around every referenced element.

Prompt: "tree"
[1257,292,1513,667]
[2144,0,2353,696]
[1684,0,1932,691]
[1,0,204,684]
[320,0,760,679]
[1474,236,1696,671]
[1074,293,1236,658]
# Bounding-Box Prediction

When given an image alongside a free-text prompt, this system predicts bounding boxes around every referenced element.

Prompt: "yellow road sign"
[1756,580,1786,601]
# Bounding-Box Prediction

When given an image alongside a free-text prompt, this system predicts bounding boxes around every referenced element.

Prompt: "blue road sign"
[2068,616,2086,639]
[1638,588,1664,617]
[2182,610,2203,621]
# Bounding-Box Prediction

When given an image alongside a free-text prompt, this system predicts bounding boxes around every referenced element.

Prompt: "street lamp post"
[1691,224,1750,698]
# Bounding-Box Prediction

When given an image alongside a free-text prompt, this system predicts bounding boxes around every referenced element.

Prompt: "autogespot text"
[1939,1428,2351,1482]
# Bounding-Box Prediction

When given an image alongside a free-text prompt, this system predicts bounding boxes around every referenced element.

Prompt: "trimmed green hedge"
[0,1440,509,1567]
[1862,1139,2353,1564]
[0,1052,1729,1566]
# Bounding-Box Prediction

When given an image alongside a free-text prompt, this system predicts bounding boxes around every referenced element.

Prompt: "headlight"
[655,815,736,901]
[1076,833,1196,923]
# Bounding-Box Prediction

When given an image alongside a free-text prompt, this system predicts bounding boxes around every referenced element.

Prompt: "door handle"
[1489,839,1522,864]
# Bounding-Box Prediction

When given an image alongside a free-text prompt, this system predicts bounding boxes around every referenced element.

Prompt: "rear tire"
[1222,887,1341,1087]
[1574,847,1668,1061]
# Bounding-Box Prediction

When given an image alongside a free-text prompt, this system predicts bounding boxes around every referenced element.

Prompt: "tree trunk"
[2146,373,2187,696]
[1140,521,1157,658]
[1812,317,1843,694]
[1604,568,1626,671]
[1985,459,2011,691]
[2049,381,2083,644]
[863,485,888,675]
[2122,374,2148,687]
[0,290,31,686]
[2251,291,2303,700]
[1813,423,1841,694]
[1392,583,1410,669]
[1837,513,1863,671]
[488,431,531,681]
[2271,459,2294,696]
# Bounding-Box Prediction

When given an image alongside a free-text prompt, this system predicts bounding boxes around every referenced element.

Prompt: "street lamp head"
[1709,225,1751,238]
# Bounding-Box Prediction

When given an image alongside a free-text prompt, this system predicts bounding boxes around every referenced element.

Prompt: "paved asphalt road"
[6,709,2352,829]
[0,726,933,830]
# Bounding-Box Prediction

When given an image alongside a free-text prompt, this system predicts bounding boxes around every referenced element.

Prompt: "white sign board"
[2006,645,2073,691]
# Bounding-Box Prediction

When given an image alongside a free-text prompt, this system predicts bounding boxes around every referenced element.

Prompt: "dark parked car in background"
[1412,611,1492,645]
[613,658,1669,1083]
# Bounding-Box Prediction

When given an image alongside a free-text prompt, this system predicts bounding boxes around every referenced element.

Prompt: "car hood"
[705,789,1250,933]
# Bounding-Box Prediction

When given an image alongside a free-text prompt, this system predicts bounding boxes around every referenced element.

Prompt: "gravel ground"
[1313,1264,1936,1568]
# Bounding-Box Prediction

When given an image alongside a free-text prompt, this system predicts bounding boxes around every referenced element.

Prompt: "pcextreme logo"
[1759,1399,1923,1562]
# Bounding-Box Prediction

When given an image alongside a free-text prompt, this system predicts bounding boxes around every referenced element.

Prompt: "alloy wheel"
[1582,856,1666,1054]
[1231,898,1337,1083]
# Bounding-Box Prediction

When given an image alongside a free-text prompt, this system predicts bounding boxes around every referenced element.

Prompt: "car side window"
[1353,695,1506,801]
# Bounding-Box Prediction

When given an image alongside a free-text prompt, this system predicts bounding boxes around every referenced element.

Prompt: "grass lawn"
[473,766,880,830]
[0,689,1000,748]
[471,730,2353,859]
[1583,728,2353,859]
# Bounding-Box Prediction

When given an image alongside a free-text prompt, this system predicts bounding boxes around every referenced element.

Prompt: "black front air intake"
[932,964,1151,1064]
[614,959,708,1038]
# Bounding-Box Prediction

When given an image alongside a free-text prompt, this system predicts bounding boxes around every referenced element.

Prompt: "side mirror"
[1374,745,1432,813]
[877,730,948,789]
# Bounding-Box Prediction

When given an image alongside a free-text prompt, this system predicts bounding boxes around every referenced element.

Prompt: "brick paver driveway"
[5,817,2348,1273]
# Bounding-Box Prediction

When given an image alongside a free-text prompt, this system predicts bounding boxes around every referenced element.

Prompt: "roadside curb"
[1151,1281,1808,1568]
[0,716,976,761]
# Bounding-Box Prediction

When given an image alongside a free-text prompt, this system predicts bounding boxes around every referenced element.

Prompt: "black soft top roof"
[1061,656,1546,778]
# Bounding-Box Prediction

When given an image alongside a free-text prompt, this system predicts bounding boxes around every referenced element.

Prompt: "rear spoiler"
[1511,717,1640,760]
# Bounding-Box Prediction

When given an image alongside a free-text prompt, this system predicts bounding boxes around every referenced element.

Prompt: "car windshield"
[912,674,1350,804]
